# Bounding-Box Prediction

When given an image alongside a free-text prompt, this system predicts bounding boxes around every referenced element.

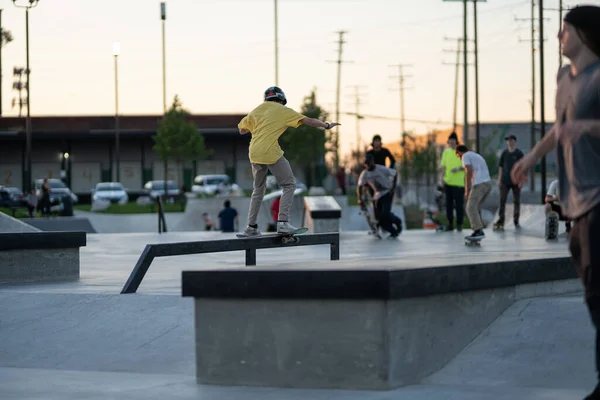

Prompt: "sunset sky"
[2,0,599,156]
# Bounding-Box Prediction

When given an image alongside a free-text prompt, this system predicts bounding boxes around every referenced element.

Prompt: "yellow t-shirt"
[238,101,306,164]
[440,148,465,187]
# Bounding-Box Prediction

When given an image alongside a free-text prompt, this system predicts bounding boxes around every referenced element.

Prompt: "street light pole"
[12,0,39,191]
[113,42,120,182]
[274,0,279,85]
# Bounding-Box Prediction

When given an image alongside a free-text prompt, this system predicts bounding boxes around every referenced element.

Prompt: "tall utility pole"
[160,1,167,113]
[462,0,469,146]
[327,30,350,169]
[346,85,367,158]
[443,37,473,133]
[0,9,3,118]
[472,0,480,153]
[452,38,461,132]
[388,64,412,139]
[274,0,279,85]
[539,0,546,202]
[558,0,562,68]
[516,0,538,192]
[389,64,412,186]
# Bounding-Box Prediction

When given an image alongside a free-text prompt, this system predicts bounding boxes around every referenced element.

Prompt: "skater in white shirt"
[455,145,492,240]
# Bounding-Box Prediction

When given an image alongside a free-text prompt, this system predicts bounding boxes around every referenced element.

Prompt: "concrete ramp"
[0,212,40,233]
[501,204,569,238]
[173,196,306,232]
[24,217,97,233]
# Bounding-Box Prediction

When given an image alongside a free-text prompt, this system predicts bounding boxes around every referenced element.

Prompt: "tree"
[280,88,329,188]
[153,95,211,195]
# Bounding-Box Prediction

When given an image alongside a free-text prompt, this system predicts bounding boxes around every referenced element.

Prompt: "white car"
[92,182,128,205]
[144,180,181,199]
[191,174,241,196]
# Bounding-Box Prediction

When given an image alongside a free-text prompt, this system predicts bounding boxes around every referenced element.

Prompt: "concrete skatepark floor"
[0,227,595,399]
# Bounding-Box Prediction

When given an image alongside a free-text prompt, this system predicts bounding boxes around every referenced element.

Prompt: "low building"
[0,114,269,194]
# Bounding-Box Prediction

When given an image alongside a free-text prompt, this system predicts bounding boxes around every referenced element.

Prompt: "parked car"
[3,186,28,207]
[143,180,181,199]
[0,186,23,208]
[266,175,307,193]
[191,174,241,196]
[92,182,129,205]
[34,179,78,204]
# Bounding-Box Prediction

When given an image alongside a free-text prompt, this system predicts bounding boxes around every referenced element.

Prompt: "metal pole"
[530,0,536,192]
[25,7,31,190]
[558,0,563,68]
[539,0,546,202]
[161,2,166,113]
[274,0,278,85]
[399,65,405,135]
[463,0,469,146]
[0,9,3,118]
[453,38,460,132]
[114,54,120,182]
[473,0,480,153]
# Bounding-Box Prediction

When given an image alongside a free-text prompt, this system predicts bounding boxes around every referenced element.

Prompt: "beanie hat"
[564,5,600,57]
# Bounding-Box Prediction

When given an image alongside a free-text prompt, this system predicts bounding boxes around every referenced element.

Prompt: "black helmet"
[264,86,287,105]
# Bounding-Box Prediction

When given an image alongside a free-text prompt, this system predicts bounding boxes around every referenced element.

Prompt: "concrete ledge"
[182,256,579,390]
[0,231,86,284]
[182,256,576,299]
[303,196,342,233]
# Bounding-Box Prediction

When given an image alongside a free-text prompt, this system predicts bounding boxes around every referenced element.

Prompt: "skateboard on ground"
[236,227,309,244]
[359,194,382,239]
[545,211,559,240]
[464,236,483,246]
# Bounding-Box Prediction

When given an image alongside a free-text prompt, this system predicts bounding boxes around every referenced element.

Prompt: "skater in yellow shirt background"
[238,86,339,236]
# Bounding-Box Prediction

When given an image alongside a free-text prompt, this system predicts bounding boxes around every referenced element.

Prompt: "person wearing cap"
[357,154,402,238]
[494,134,524,229]
[439,132,466,231]
[366,134,396,169]
[510,6,600,398]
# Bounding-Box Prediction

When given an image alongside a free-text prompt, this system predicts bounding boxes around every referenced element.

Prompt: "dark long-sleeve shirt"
[366,148,396,169]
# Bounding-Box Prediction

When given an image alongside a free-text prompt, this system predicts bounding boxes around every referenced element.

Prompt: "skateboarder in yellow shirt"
[237,86,339,236]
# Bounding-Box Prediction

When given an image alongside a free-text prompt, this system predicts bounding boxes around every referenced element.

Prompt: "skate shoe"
[277,221,298,234]
[468,230,485,239]
[242,225,261,237]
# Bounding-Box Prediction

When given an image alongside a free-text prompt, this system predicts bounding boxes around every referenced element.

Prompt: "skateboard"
[236,227,308,244]
[493,221,504,231]
[464,236,483,246]
[545,211,559,240]
[359,195,382,239]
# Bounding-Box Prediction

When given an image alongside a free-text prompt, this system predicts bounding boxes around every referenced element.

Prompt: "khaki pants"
[466,181,492,231]
[248,156,296,227]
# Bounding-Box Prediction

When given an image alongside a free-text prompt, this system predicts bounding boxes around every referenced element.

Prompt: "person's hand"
[325,122,340,129]
[511,153,536,186]
[556,121,585,145]
[451,167,460,173]
[464,191,469,200]
[358,200,364,209]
